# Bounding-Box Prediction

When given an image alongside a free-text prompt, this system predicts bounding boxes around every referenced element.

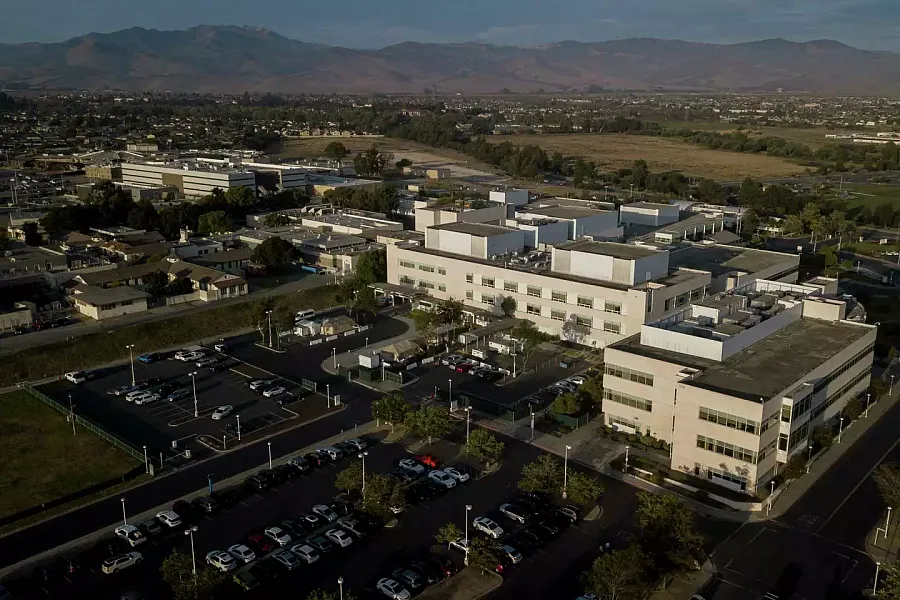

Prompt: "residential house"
[70,285,151,320]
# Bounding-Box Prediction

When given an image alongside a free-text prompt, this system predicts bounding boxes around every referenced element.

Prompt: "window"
[482,277,495,288]
[690,287,705,301]
[505,281,518,293]
[438,284,447,292]
[810,343,874,396]
[551,290,567,303]
[527,286,542,298]
[700,465,747,491]
[604,301,622,314]
[577,296,593,309]
[603,389,652,412]
[399,260,416,269]
[437,267,446,275]
[575,315,592,328]
[793,395,812,420]
[399,275,415,285]
[526,304,541,316]
[603,321,621,334]
[550,309,566,321]
[466,290,474,300]
[698,407,760,435]
[675,293,689,307]
[605,364,654,386]
[664,298,674,311]
[778,434,789,451]
[696,435,758,464]
[810,368,872,419]
[418,264,435,273]
[466,273,474,283]
[418,281,435,290]
[781,405,792,423]
[789,421,810,450]
[609,415,640,431]
[481,294,495,305]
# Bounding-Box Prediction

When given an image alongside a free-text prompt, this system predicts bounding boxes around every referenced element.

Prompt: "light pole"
[359,451,368,498]
[530,408,535,442]
[267,442,273,470]
[562,445,572,500]
[624,445,630,475]
[875,561,882,596]
[838,416,845,443]
[332,347,337,370]
[126,344,136,386]
[236,414,241,441]
[806,444,813,474]
[464,504,472,545]
[767,479,776,515]
[69,394,76,436]
[865,392,872,418]
[208,473,214,494]
[365,337,369,348]
[185,526,198,577]
[189,371,199,417]
[892,374,896,395]
[464,407,471,452]
[266,310,273,347]
[327,384,331,408]
[143,445,149,474]
[338,576,344,600]
[448,379,452,405]
[121,497,127,525]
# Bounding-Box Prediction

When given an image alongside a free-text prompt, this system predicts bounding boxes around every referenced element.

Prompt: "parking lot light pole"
[267,442,272,470]
[236,414,241,441]
[767,480,776,515]
[464,407,471,452]
[185,526,198,577]
[188,371,199,417]
[332,348,337,370]
[806,444,813,474]
[338,576,344,600]
[875,561,882,596]
[121,498,127,525]
[562,445,572,500]
[208,473,214,494]
[865,392,872,418]
[838,416,845,443]
[266,310,273,348]
[327,384,331,408]
[126,344,136,386]
[448,379,452,405]
[69,394,76,436]
[624,445,630,475]
[143,445,149,474]
[530,409,535,442]
[464,504,472,545]
[359,451,368,498]
[891,374,896,395]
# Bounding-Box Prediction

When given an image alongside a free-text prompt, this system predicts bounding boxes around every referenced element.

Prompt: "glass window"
[577,296,593,309]
[604,301,622,314]
[438,284,447,292]
[778,434,788,451]
[781,405,792,423]
[603,321,621,334]
[526,304,541,316]
[605,364,654,386]
[664,298,674,311]
[603,389,652,412]
[399,260,416,269]
[481,294,495,305]
[466,273,474,283]
[575,315,592,328]
[465,290,473,300]
[418,264,435,273]
[482,277,495,288]
[438,267,446,275]
[550,310,566,321]
[527,286,542,298]
[551,290,567,303]
[504,281,518,293]
[399,275,415,285]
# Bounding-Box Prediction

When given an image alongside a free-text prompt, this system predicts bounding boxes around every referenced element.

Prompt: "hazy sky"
[2,0,899,51]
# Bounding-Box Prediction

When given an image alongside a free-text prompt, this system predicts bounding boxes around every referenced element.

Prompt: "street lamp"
[126,344,136,386]
[624,445,630,475]
[189,371,199,417]
[865,392,872,418]
[208,473,214,495]
[359,451,368,497]
[562,445,572,500]
[530,408,535,442]
[464,407,471,451]
[875,561,882,596]
[767,479,776,515]
[338,576,344,600]
[464,504,472,545]
[448,379,452,404]
[121,497,127,525]
[891,374,896,396]
[185,526,198,577]
[806,444,813,474]
[838,416,845,443]
[266,310,273,347]
[236,414,241,441]
[143,445,149,474]
[332,347,337,370]
[267,441,273,470]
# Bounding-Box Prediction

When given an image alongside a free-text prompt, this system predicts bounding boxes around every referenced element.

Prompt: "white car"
[377,577,411,600]
[448,538,470,554]
[101,552,142,574]
[228,544,256,564]
[114,524,146,547]
[262,386,286,398]
[312,504,339,522]
[345,438,367,452]
[264,526,292,547]
[473,516,504,539]
[325,528,353,548]
[501,544,523,564]
[156,511,182,528]
[442,467,470,483]
[205,550,237,572]
[133,393,159,406]
[211,405,234,420]
[177,351,204,362]
[428,470,457,489]
[499,503,528,524]
[249,379,275,391]
[65,371,87,384]
[398,458,425,475]
[126,390,152,403]
[213,344,228,353]
[290,544,320,564]
[567,375,587,386]
[273,549,301,570]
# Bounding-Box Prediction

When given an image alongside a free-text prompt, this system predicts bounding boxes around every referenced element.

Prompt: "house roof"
[71,285,151,306]
[189,247,253,266]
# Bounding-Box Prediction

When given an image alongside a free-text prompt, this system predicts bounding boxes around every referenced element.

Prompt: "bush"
[627,433,640,444]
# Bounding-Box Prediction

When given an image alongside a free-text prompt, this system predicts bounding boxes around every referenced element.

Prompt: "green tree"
[519,454,563,495]
[579,377,604,412]
[324,141,349,160]
[511,320,545,369]
[166,277,194,295]
[435,522,463,547]
[405,405,454,445]
[695,179,725,204]
[440,298,465,330]
[360,473,406,519]
[411,309,439,348]
[272,301,295,340]
[741,208,760,239]
[875,464,900,509]
[21,222,42,246]
[249,297,276,344]
[262,213,291,227]
[143,269,170,295]
[875,562,900,600]
[500,295,517,318]
[197,211,231,235]
[252,236,296,270]
[225,186,257,208]
[468,536,501,574]
[565,471,604,506]
[335,461,364,494]
[371,393,411,432]
[127,199,160,231]
[354,249,387,285]
[0,229,8,252]
[843,396,863,420]
[160,549,223,600]
[466,429,505,466]
[550,392,581,415]
[634,492,703,580]
[585,543,649,600]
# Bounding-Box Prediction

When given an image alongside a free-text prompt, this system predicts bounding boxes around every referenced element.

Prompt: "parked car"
[136,353,158,364]
[304,452,324,467]
[415,454,440,468]
[500,544,523,564]
[155,511,182,528]
[277,519,308,538]
[301,513,323,528]
[296,309,315,320]
[137,518,162,537]
[165,388,190,402]
[249,379,275,391]
[108,384,137,396]
[270,464,297,482]
[171,500,196,520]
[232,570,259,591]
[312,504,339,522]
[179,351,205,362]
[473,517,504,538]
[316,446,345,461]
[455,363,474,373]
[126,389,151,403]
[101,552,142,574]
[442,466,470,483]
[287,457,310,472]
[196,357,219,368]
[377,578,411,600]
[245,474,268,491]
[555,505,581,523]
[304,536,334,554]
[290,544,320,564]
[448,538,470,555]
[114,525,146,547]
[442,354,464,367]
[337,517,368,538]
[262,386,286,398]
[499,503,529,524]
[65,371,87,384]
[479,370,503,382]
[246,533,275,554]
[398,458,425,474]
[428,470,457,489]
[345,437,368,452]
[133,393,159,406]
[227,544,256,564]
[567,375,587,386]
[211,405,233,420]
[325,528,353,548]
[391,567,424,590]
[213,344,228,353]
[272,549,301,571]
[206,550,237,572]
[265,527,292,547]
[192,496,218,514]
[407,559,443,584]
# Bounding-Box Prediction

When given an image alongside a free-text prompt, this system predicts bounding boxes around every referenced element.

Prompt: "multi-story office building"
[386,217,800,348]
[602,278,876,495]
[121,162,256,198]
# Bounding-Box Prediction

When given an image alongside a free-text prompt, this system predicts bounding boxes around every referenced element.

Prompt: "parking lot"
[39,348,313,463]
[0,429,647,600]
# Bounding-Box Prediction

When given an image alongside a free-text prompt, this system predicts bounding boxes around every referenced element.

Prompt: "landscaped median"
[0,285,339,388]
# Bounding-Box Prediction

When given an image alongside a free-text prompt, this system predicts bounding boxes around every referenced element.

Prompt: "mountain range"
[2,26,900,94]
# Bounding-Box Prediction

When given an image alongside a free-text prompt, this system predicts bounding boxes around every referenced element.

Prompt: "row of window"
[608,415,641,432]
[694,463,748,490]
[398,259,446,276]
[810,344,875,398]
[400,275,446,292]
[662,287,708,311]
[603,389,653,412]
[605,364,654,386]
[696,435,758,464]
[698,407,760,435]
[810,368,871,420]
[462,275,623,312]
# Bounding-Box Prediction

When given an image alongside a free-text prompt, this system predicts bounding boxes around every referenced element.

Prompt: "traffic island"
[417,566,503,600]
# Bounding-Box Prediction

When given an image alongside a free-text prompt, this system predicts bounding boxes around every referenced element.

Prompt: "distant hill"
[2,26,900,94]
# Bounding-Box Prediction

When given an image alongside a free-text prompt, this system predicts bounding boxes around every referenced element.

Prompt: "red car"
[455,364,473,373]
[246,533,275,554]
[415,454,440,468]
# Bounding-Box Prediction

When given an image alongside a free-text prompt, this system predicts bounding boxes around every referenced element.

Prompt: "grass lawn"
[0,391,138,521]
[840,184,900,209]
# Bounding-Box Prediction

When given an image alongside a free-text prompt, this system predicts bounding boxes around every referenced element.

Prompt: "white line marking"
[746,528,767,547]
[842,559,859,584]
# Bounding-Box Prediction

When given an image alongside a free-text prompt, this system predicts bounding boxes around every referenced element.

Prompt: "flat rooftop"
[430,222,517,237]
[689,318,872,401]
[623,201,676,210]
[522,206,611,219]
[557,240,660,260]
[668,244,796,277]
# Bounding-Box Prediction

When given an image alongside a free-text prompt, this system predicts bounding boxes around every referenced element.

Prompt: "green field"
[840,184,900,209]
[0,391,138,521]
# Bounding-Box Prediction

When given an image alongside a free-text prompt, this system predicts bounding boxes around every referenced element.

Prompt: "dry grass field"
[277,136,472,165]
[660,122,856,150]
[487,133,809,180]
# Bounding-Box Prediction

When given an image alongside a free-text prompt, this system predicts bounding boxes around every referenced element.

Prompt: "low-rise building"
[489,189,529,207]
[516,205,622,241]
[70,285,151,320]
[620,202,681,227]
[415,201,509,233]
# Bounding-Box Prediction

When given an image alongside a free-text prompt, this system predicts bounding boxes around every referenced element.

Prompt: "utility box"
[359,353,381,369]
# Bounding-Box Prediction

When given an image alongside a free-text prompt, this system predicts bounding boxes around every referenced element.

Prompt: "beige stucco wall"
[75,298,148,321]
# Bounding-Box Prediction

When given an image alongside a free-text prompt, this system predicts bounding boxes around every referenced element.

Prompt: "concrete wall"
[75,298,149,321]
[572,212,620,238]
[620,204,680,226]
[517,221,569,248]
[0,308,33,330]
[489,189,528,206]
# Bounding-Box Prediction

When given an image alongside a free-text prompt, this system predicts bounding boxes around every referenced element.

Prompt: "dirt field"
[277,136,468,164]
[486,133,808,180]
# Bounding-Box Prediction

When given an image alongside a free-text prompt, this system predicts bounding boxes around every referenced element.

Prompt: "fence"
[21,384,146,463]
[547,410,595,429]
[453,392,530,422]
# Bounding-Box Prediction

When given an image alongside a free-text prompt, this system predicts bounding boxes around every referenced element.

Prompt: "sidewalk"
[867,512,900,566]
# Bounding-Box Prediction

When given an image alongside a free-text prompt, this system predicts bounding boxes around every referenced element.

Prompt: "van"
[316,446,344,461]
[295,309,315,320]
[126,390,151,402]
